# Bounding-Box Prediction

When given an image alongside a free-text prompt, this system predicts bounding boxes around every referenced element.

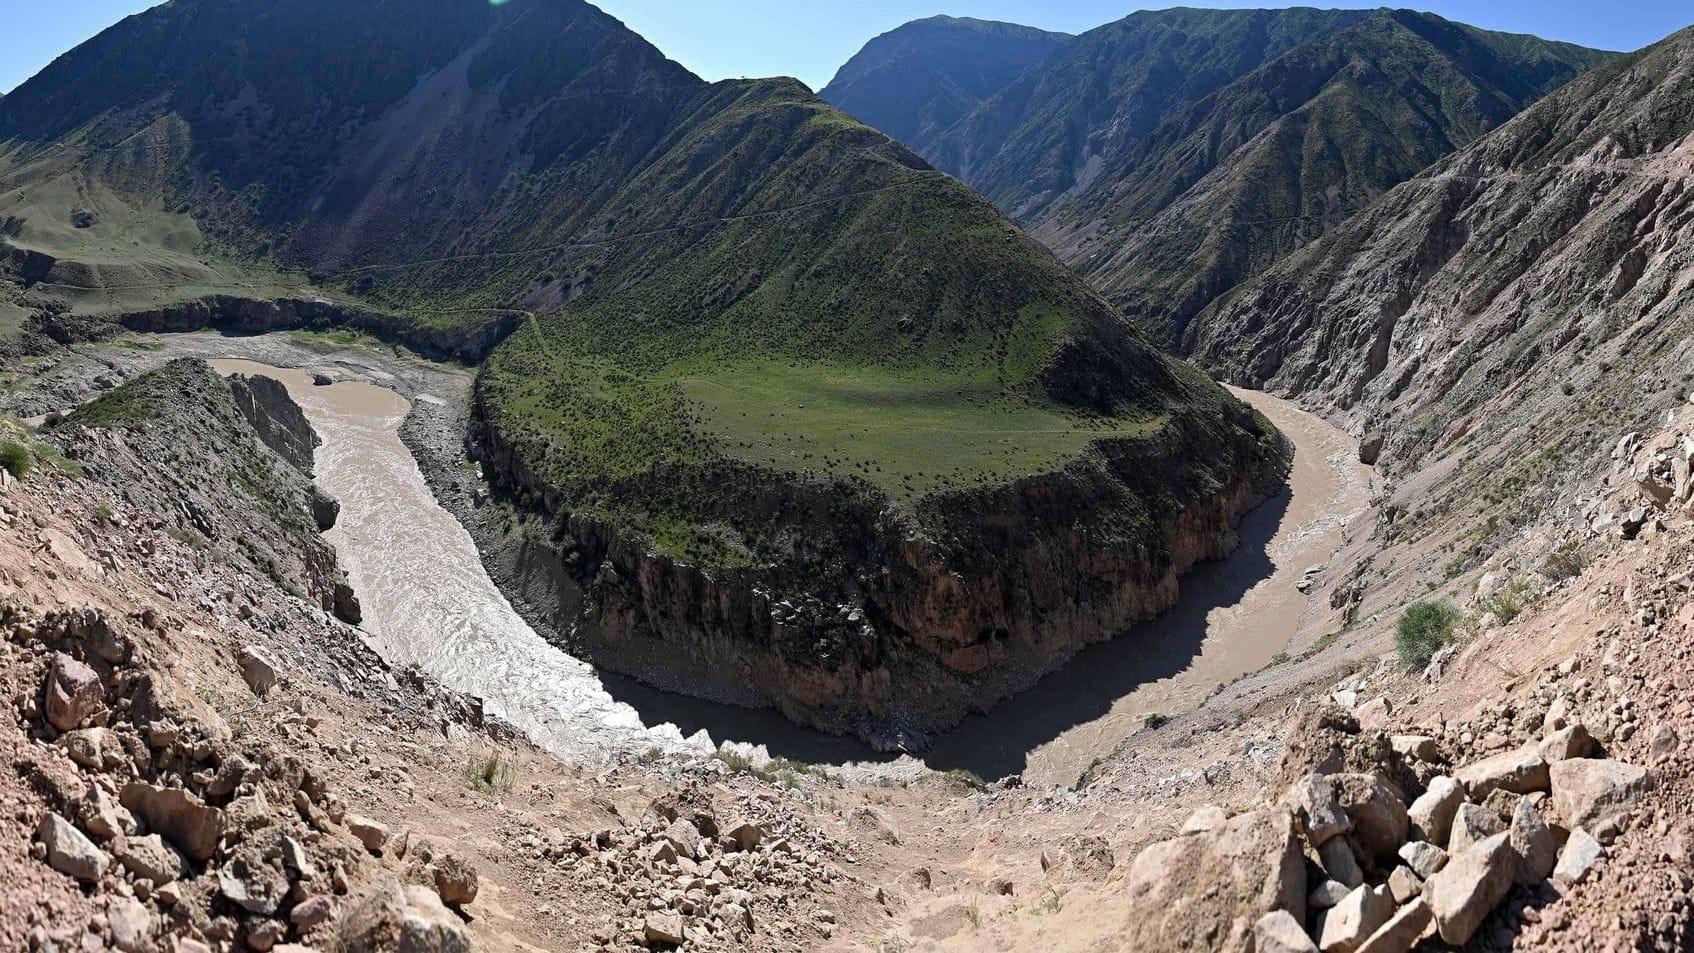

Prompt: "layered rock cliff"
[472,382,1289,749]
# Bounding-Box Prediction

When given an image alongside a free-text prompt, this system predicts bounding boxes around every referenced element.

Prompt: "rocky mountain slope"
[915,8,1376,220]
[0,0,1288,743]
[1186,24,1694,569]
[830,8,1609,342]
[1035,10,1613,343]
[819,16,1071,148]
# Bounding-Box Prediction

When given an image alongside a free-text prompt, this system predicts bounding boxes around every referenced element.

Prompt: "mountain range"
[823,7,1614,342]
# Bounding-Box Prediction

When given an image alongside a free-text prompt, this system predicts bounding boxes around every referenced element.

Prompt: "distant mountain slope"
[819,16,1071,147]
[1035,10,1614,342]
[920,7,1374,220]
[1188,26,1694,546]
[0,0,1286,744]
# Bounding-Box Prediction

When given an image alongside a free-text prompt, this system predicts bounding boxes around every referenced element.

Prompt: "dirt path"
[922,387,1372,786]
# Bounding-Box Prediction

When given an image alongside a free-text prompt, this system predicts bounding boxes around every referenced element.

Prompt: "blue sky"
[5,1,1692,95]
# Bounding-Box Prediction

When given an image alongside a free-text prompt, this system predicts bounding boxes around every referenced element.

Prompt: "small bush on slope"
[1397,600,1462,669]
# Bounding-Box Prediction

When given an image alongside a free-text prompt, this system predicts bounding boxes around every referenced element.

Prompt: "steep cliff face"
[473,378,1288,748]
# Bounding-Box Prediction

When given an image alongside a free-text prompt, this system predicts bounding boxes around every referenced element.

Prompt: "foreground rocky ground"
[1,337,1691,951]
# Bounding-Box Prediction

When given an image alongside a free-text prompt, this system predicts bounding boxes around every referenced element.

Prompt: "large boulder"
[1447,803,1505,854]
[1254,910,1319,953]
[44,653,103,731]
[1354,898,1432,953]
[117,833,188,884]
[1407,776,1463,845]
[1318,885,1394,953]
[1427,832,1514,945]
[1549,759,1648,830]
[340,882,470,952]
[1286,774,1350,847]
[1509,799,1557,885]
[1120,809,1306,951]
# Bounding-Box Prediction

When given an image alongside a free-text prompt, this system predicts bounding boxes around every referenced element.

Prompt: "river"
[203,352,1368,784]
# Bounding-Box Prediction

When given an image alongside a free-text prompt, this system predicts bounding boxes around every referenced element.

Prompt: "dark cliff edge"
[17,285,518,366]
[466,385,1290,750]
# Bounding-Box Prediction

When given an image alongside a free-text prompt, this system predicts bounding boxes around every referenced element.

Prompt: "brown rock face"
[1120,809,1306,951]
[474,393,1288,748]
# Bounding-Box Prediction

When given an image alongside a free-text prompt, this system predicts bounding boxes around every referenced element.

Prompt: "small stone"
[1428,832,1514,946]
[107,897,151,952]
[118,834,188,884]
[644,911,686,946]
[44,652,103,732]
[119,783,225,862]
[1408,776,1464,845]
[1448,803,1506,854]
[1550,759,1647,830]
[723,820,762,852]
[1397,841,1446,879]
[36,812,107,882]
[1509,798,1557,885]
[1288,775,1351,847]
[1538,724,1596,762]
[245,919,285,952]
[1387,866,1421,904]
[1255,909,1319,953]
[1320,837,1364,889]
[1319,884,1395,953]
[289,895,336,929]
[347,815,391,854]
[237,645,280,697]
[1355,898,1432,953]
[1552,828,1605,884]
[1181,805,1228,834]
[1309,880,1352,910]
[1330,774,1408,867]
[1389,735,1437,761]
[430,852,478,906]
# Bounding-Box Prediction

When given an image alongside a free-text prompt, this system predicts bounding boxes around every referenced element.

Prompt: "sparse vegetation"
[1478,577,1541,625]
[1144,712,1170,729]
[462,749,515,794]
[1396,600,1462,670]
[0,440,30,479]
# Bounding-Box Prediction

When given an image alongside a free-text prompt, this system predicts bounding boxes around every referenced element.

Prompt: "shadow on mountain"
[598,484,1292,777]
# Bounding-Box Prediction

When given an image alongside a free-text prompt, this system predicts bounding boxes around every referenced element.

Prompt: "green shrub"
[1397,600,1462,669]
[0,441,29,479]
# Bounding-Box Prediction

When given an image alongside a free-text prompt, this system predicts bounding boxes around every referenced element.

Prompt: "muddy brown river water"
[205,354,1368,784]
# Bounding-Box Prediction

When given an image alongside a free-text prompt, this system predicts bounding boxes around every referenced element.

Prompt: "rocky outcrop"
[49,359,361,624]
[229,373,319,476]
[471,393,1288,749]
